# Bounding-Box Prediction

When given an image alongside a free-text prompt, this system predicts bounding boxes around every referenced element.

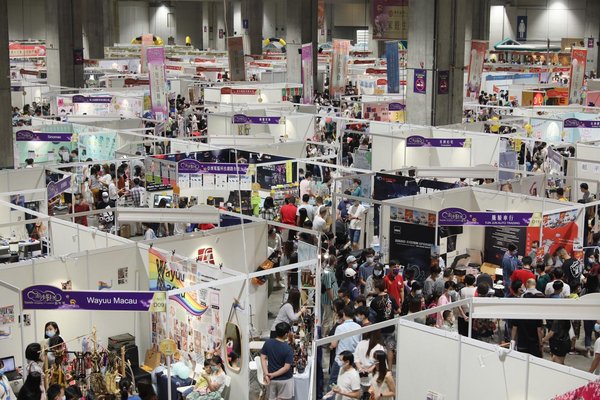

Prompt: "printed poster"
[466,40,488,99]
[373,0,409,40]
[569,48,587,104]
[330,39,351,97]
[0,305,15,325]
[389,221,435,283]
[413,69,427,94]
[301,43,314,104]
[146,46,168,120]
[227,36,246,81]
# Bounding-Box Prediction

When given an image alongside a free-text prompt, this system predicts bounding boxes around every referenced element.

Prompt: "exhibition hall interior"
[2,0,600,399]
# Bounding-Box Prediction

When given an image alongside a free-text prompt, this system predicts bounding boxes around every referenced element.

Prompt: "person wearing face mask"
[358,248,376,294]
[401,281,422,316]
[340,267,359,302]
[588,321,600,373]
[436,281,457,328]
[0,359,16,400]
[440,310,456,332]
[457,274,477,336]
[194,356,227,400]
[383,260,404,309]
[364,264,384,303]
[502,243,522,297]
[347,200,366,250]
[44,322,60,341]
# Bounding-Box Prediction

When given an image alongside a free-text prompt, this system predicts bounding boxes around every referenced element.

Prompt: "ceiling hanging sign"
[406,135,471,148]
[516,16,527,41]
[386,41,400,93]
[568,48,587,104]
[437,70,449,95]
[438,208,542,227]
[227,36,246,81]
[146,46,168,120]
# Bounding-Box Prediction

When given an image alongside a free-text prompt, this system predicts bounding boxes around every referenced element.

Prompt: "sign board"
[438,208,542,227]
[413,69,427,94]
[517,16,527,41]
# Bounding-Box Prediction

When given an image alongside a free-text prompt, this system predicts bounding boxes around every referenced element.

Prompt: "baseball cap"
[344,267,357,278]
[346,255,357,264]
[102,191,109,200]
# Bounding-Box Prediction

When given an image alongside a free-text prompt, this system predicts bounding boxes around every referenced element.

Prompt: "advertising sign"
[22,285,166,312]
[146,47,168,120]
[231,114,282,124]
[406,135,470,148]
[372,0,408,40]
[438,208,542,227]
[301,43,314,104]
[413,69,427,94]
[47,176,71,199]
[9,43,46,59]
[516,16,527,41]
[15,131,72,142]
[386,41,400,93]
[331,39,351,96]
[569,48,587,104]
[177,160,249,175]
[466,40,488,99]
[389,221,435,283]
[227,36,246,81]
[437,70,450,95]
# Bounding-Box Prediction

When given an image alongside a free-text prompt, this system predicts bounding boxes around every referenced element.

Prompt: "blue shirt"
[502,251,520,291]
[333,319,362,365]
[261,338,295,380]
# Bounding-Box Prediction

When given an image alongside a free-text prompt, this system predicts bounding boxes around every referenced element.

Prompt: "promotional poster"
[568,48,587,104]
[466,40,488,99]
[389,221,435,283]
[372,0,409,40]
[331,39,351,96]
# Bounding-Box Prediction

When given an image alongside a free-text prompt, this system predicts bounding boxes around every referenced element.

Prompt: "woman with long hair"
[17,372,42,400]
[354,330,385,392]
[281,241,299,288]
[260,197,277,221]
[270,288,306,338]
[368,350,396,400]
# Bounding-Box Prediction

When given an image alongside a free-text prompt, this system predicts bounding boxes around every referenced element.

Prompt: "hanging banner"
[146,46,168,120]
[318,0,326,31]
[9,43,46,59]
[437,70,450,95]
[413,68,427,94]
[466,40,488,99]
[406,135,471,148]
[15,131,72,142]
[301,43,314,104]
[563,118,600,128]
[177,160,249,175]
[227,36,246,81]
[386,41,400,93]
[47,176,71,199]
[568,48,587,104]
[22,285,166,312]
[231,114,282,124]
[372,0,409,40]
[498,151,518,181]
[330,39,351,97]
[438,208,542,227]
[72,95,113,104]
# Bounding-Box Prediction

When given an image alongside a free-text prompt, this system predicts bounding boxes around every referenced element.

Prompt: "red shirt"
[384,273,404,306]
[511,268,536,286]
[280,203,297,225]
[74,203,90,226]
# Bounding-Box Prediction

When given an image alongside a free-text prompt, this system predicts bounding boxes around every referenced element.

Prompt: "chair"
[124,345,152,385]
[254,356,266,400]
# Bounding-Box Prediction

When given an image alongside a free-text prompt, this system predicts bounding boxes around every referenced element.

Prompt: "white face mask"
[352,263,358,269]
[367,257,374,263]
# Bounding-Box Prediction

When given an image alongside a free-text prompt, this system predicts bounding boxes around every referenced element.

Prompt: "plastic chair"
[254,356,266,400]
[220,374,232,400]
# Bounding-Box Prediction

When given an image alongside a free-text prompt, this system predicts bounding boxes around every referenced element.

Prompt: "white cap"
[344,267,357,278]
[346,255,357,264]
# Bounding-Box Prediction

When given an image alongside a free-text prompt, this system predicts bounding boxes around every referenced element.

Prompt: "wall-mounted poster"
[389,220,435,283]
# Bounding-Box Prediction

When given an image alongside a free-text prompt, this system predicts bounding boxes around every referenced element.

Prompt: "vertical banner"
[466,40,488,99]
[301,43,314,104]
[413,68,427,94]
[330,39,351,97]
[317,0,326,32]
[373,0,409,40]
[569,48,587,104]
[386,41,400,93]
[437,70,449,94]
[227,36,246,81]
[146,47,168,120]
[516,16,527,41]
[140,33,154,73]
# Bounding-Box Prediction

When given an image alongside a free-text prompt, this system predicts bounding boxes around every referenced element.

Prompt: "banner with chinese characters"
[406,135,471,148]
[386,41,400,93]
[146,46,168,120]
[227,36,246,81]
[568,48,587,104]
[231,114,282,124]
[438,208,542,227]
[466,40,488,99]
[331,39,351,96]
[301,43,314,104]
[177,159,249,175]
[22,285,166,312]
[9,43,46,59]
[373,0,408,40]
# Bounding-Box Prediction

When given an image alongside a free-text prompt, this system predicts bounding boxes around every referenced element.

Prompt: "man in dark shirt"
[557,247,582,285]
[511,293,545,357]
[260,322,295,400]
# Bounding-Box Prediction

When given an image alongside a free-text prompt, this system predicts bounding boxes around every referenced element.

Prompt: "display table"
[293,356,312,400]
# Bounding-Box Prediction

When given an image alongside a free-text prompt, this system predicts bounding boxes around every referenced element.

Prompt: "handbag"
[140,346,162,372]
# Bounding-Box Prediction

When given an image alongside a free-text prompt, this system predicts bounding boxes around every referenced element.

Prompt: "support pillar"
[406,0,468,126]
[202,2,210,50]
[242,0,264,55]
[0,0,14,168]
[300,0,318,93]
[103,0,119,47]
[584,0,600,75]
[82,0,105,59]
[45,0,84,88]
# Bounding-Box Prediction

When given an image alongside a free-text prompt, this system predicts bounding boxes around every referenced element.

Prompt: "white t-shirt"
[299,179,312,198]
[108,181,119,200]
[544,281,571,298]
[144,228,157,240]
[353,340,385,385]
[459,286,477,313]
[348,204,366,230]
[312,215,327,232]
[336,367,361,400]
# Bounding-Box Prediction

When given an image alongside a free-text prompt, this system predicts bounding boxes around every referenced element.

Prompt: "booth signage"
[406,135,470,148]
[15,130,72,142]
[413,69,427,94]
[231,114,281,124]
[438,208,542,227]
[220,87,257,95]
[563,118,600,128]
[47,176,71,199]
[9,43,46,58]
[22,285,166,312]
[437,70,450,95]
[159,339,177,356]
[178,159,249,175]
[72,95,113,104]
[388,102,405,111]
[386,41,400,93]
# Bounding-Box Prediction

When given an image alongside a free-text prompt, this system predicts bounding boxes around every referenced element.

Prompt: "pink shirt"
[436,294,450,328]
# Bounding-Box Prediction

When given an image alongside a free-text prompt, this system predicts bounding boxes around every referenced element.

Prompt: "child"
[184,361,211,398]
[441,310,455,332]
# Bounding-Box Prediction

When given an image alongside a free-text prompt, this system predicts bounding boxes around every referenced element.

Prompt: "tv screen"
[154,195,172,208]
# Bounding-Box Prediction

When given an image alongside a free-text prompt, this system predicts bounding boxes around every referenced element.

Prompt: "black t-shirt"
[260,338,295,380]
[513,319,543,351]
[370,294,398,333]
[561,258,582,285]
[550,320,571,342]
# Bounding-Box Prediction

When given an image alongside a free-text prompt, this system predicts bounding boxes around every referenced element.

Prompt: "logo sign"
[563,118,600,128]
[389,103,405,111]
[438,208,541,227]
[533,92,544,106]
[47,176,71,199]
[406,135,470,148]
[15,130,73,142]
[588,38,594,48]
[231,114,282,124]
[177,159,249,175]
[437,70,449,95]
[22,285,166,312]
[517,16,527,41]
[414,68,427,94]
[243,19,249,29]
[159,339,177,356]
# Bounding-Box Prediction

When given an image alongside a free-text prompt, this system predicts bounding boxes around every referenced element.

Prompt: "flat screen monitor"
[153,195,172,208]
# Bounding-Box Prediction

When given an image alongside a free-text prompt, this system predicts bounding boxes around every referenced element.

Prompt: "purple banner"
[178,159,249,175]
[389,102,405,111]
[406,135,470,148]
[72,95,113,104]
[47,176,71,199]
[231,114,282,124]
[15,130,73,142]
[414,68,427,94]
[438,70,450,95]
[438,207,541,227]
[563,118,600,128]
[547,147,563,167]
[22,285,166,312]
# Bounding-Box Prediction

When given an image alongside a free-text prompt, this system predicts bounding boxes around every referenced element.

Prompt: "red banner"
[466,40,487,99]
[9,43,46,58]
[568,48,587,104]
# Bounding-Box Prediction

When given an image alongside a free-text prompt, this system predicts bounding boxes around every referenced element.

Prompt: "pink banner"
[331,39,351,97]
[569,48,587,104]
[301,43,314,104]
[146,47,168,120]
[466,40,488,99]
